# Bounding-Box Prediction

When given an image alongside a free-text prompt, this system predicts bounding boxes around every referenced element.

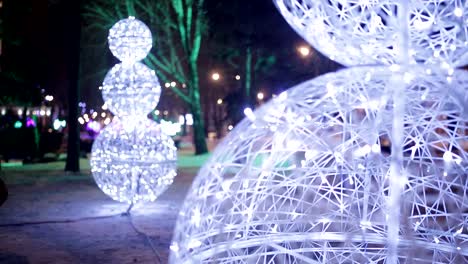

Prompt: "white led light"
[243,107,255,121]
[443,151,453,162]
[185,114,193,126]
[104,117,111,125]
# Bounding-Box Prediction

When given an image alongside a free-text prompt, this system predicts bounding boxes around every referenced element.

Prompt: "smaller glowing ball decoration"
[102,62,161,118]
[91,119,177,204]
[274,0,468,67]
[169,66,468,263]
[108,17,153,63]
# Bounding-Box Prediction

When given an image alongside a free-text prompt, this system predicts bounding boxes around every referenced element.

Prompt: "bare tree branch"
[82,0,209,154]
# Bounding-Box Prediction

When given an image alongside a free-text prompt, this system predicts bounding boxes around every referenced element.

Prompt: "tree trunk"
[64,0,82,172]
[191,102,208,155]
[189,61,208,155]
[0,177,7,207]
[245,46,252,105]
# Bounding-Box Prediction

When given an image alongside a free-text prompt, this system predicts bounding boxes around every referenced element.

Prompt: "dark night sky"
[1,0,49,102]
[6,0,339,110]
[2,0,81,108]
[48,0,72,107]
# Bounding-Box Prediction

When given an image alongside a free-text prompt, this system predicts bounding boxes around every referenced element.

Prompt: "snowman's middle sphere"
[102,62,161,119]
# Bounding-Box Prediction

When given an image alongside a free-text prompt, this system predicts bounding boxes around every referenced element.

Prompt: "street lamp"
[257,92,265,100]
[212,72,220,81]
[217,98,223,105]
[235,75,241,80]
[45,95,54,101]
[297,45,311,57]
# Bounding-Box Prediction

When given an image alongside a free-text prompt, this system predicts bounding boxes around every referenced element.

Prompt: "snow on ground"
[0,151,208,264]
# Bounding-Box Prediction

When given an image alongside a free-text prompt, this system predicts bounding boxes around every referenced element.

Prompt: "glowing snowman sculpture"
[91,17,177,204]
[170,1,467,263]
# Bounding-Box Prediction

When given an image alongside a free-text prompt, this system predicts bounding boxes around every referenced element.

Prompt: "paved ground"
[0,160,201,264]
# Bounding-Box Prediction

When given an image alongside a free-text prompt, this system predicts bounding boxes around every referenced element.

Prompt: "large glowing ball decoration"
[102,62,161,118]
[274,0,468,67]
[169,66,468,263]
[91,119,177,204]
[108,17,153,63]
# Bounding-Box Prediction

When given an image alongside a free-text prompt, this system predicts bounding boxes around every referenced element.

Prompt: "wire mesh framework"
[170,66,468,263]
[275,0,468,67]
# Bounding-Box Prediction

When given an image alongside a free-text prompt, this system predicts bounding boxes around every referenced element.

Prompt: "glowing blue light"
[53,120,61,130]
[53,119,66,130]
[14,121,22,129]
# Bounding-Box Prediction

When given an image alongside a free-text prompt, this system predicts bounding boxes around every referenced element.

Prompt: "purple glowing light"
[86,121,101,133]
[26,118,36,128]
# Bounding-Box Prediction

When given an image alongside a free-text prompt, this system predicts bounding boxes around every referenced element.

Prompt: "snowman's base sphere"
[170,66,468,263]
[91,119,177,204]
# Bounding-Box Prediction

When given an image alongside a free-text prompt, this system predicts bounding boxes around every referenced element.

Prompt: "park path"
[0,163,200,264]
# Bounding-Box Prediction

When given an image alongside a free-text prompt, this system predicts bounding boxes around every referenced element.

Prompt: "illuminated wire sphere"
[102,62,161,118]
[170,66,468,263]
[91,119,177,204]
[108,17,153,63]
[275,0,468,67]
